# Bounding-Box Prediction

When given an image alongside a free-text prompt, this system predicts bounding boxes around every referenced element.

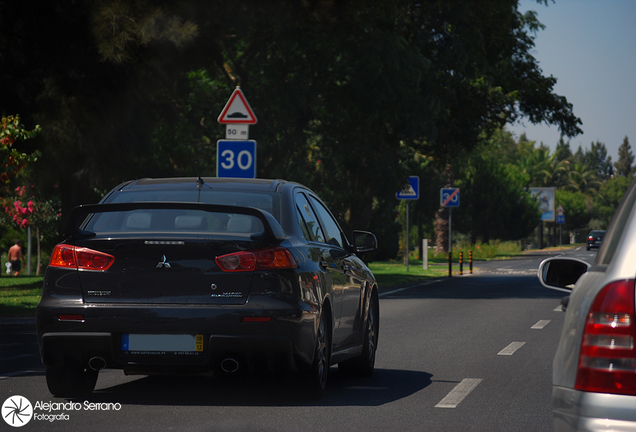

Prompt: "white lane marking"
[435,378,483,408]
[553,305,563,312]
[498,341,526,355]
[531,320,551,329]
[379,279,442,297]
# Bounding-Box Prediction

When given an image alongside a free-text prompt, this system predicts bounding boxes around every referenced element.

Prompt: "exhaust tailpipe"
[220,358,239,373]
[89,357,107,371]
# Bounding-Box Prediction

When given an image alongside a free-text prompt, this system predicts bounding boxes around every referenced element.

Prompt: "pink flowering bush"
[4,186,34,228]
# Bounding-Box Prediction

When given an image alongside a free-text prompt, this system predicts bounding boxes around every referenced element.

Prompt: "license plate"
[121,334,204,353]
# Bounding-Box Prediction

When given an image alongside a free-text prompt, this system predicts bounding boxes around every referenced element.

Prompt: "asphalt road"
[0,247,596,431]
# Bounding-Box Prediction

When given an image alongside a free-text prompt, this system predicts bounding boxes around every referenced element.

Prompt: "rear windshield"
[106,190,277,218]
[85,209,264,236]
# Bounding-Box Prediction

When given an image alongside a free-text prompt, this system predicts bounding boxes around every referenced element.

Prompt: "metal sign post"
[556,204,565,246]
[441,188,460,277]
[396,177,420,271]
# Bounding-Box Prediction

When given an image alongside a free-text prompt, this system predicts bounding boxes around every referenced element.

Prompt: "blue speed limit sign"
[217,140,257,178]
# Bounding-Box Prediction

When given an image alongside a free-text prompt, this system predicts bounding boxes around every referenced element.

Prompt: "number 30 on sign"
[216,140,257,179]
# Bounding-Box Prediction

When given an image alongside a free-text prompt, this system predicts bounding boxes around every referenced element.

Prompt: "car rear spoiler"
[63,202,286,242]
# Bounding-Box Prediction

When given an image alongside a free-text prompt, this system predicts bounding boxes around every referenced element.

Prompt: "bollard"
[469,250,473,274]
[459,251,463,275]
[448,252,452,277]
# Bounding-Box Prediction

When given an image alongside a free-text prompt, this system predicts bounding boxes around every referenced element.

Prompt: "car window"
[85,209,264,235]
[308,195,345,248]
[295,192,325,243]
[596,179,636,265]
[108,190,277,220]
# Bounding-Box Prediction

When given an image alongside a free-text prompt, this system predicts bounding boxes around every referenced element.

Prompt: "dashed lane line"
[435,378,483,408]
[531,320,551,329]
[498,341,526,356]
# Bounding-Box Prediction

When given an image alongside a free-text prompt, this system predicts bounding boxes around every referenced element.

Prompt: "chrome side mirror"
[537,257,591,293]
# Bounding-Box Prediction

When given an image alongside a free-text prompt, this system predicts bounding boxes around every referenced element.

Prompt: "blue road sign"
[217,140,257,178]
[556,214,565,224]
[441,188,460,207]
[396,176,419,200]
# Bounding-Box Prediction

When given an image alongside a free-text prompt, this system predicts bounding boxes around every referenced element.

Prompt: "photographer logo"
[2,395,33,427]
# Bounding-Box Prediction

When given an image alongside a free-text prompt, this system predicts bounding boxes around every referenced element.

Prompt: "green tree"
[0,116,41,184]
[454,151,539,243]
[614,136,634,177]
[575,141,613,181]
[555,136,573,162]
[593,175,633,227]
[515,144,569,188]
[555,189,590,233]
[564,162,602,197]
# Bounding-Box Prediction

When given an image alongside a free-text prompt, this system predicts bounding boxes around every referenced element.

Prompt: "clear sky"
[508,0,636,163]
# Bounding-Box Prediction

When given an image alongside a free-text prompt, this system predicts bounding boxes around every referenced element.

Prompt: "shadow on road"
[82,368,432,407]
[381,275,566,301]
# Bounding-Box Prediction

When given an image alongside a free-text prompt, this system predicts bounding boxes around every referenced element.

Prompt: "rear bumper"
[553,386,636,432]
[37,299,318,375]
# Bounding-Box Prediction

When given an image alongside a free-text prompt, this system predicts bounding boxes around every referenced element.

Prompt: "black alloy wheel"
[305,311,331,399]
[338,290,379,377]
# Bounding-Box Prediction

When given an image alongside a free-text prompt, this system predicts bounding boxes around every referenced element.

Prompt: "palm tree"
[563,162,601,197]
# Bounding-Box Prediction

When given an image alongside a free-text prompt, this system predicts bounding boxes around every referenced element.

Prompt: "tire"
[338,290,379,377]
[45,364,98,398]
[304,311,331,399]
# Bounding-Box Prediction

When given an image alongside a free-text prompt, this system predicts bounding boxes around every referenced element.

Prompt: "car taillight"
[215,247,297,272]
[49,244,115,271]
[588,236,594,241]
[575,279,636,395]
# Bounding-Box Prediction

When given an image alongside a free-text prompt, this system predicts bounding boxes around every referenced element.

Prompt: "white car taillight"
[575,279,636,395]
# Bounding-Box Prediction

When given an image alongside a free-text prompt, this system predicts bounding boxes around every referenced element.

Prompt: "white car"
[538,179,636,431]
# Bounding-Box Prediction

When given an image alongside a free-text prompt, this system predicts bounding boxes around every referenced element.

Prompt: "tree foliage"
[453,135,539,243]
[1,0,585,256]
[614,136,634,177]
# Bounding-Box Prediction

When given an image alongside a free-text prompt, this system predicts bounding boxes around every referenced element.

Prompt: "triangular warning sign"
[400,184,417,196]
[218,88,257,124]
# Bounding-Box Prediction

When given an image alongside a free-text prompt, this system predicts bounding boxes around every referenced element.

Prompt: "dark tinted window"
[107,190,277,219]
[85,209,264,235]
[308,195,345,248]
[296,193,325,243]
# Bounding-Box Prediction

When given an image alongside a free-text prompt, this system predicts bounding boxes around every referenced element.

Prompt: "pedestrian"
[7,240,23,276]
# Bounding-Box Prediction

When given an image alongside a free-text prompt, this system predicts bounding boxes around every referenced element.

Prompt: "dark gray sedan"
[37,178,379,398]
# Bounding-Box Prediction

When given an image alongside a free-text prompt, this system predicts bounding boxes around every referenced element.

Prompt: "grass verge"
[0,276,43,318]
[369,260,450,289]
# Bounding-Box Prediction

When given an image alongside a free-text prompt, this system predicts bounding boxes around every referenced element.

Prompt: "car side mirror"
[352,231,377,253]
[537,257,591,293]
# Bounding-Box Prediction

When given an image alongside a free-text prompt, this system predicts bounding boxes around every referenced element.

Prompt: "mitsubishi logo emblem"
[156,255,171,269]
